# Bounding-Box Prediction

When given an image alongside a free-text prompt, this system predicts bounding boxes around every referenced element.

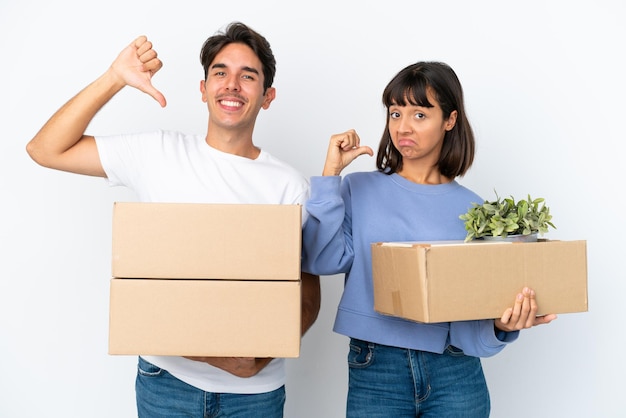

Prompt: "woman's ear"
[445,110,458,131]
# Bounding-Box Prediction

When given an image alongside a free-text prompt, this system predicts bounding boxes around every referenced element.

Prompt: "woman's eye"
[390,111,400,119]
[415,113,425,119]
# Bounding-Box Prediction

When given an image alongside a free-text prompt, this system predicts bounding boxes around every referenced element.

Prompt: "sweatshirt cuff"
[309,176,341,201]
[489,321,519,344]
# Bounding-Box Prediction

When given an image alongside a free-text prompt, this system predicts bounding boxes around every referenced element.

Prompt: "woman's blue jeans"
[347,338,490,418]
[135,356,285,418]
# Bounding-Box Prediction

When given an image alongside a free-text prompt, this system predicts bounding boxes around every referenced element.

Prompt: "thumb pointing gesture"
[322,129,373,176]
[110,36,167,107]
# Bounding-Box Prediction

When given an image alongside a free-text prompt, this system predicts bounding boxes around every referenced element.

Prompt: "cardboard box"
[111,202,302,280]
[372,240,587,323]
[109,278,301,357]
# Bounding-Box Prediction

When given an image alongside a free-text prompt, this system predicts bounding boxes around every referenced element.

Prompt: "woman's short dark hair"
[376,61,475,178]
[199,22,276,93]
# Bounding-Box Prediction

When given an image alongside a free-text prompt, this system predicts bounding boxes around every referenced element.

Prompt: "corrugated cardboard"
[109,278,301,357]
[372,240,588,323]
[111,202,302,280]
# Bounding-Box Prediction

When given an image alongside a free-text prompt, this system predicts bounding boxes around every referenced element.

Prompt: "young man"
[27,22,320,417]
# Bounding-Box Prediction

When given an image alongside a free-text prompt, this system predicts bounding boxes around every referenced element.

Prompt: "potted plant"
[459,192,556,242]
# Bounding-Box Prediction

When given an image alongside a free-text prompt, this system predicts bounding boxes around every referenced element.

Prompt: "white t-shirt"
[95,130,310,394]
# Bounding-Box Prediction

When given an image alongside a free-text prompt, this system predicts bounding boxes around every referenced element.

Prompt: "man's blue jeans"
[346,338,490,417]
[135,356,285,418]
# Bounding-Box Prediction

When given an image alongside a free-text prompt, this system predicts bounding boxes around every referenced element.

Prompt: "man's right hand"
[26,36,167,176]
[110,36,166,107]
[183,356,273,378]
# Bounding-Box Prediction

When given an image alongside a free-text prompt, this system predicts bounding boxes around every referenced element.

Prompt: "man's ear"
[200,80,208,103]
[262,87,276,109]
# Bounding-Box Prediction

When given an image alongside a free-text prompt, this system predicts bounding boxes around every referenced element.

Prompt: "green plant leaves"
[459,192,556,242]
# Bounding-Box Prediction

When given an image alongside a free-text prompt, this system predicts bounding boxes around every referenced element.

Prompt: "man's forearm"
[300,271,321,336]
[184,272,320,377]
[26,70,124,174]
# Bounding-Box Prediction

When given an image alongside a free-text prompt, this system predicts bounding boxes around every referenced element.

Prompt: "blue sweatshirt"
[302,172,518,357]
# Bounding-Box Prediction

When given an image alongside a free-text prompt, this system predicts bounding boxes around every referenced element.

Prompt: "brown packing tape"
[391,291,403,315]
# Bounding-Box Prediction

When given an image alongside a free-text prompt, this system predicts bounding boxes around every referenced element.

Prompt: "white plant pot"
[481,233,538,242]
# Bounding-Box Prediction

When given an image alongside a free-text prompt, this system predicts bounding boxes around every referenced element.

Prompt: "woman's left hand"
[322,129,373,176]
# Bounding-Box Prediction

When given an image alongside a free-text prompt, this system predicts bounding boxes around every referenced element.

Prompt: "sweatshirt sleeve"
[301,176,355,275]
[449,320,520,357]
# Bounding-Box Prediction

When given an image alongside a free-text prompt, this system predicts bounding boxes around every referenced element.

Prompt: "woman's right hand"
[322,129,373,176]
[494,287,558,332]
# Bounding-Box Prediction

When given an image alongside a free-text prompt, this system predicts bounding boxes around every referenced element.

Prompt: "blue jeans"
[135,357,285,418]
[347,338,490,418]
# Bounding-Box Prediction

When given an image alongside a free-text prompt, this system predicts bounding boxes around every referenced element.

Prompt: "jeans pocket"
[445,345,466,357]
[137,357,163,377]
[348,338,374,368]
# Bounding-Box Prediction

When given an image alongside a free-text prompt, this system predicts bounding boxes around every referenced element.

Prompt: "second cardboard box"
[372,239,587,323]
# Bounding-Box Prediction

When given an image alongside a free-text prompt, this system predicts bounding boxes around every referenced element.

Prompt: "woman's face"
[387,88,457,166]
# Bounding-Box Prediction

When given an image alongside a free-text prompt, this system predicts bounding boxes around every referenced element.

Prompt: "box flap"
[372,243,430,322]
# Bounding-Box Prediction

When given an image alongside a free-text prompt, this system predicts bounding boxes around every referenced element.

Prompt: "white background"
[1,1,623,417]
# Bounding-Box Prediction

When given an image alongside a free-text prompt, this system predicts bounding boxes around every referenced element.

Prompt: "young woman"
[302,61,556,417]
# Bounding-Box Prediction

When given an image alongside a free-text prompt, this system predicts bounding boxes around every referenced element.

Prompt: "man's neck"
[205,125,260,159]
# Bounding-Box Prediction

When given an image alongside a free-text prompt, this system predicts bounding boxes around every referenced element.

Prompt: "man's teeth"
[221,100,241,107]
